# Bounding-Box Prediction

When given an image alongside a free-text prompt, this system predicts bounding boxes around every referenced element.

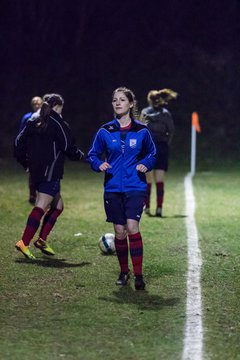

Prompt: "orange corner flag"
[192,112,201,133]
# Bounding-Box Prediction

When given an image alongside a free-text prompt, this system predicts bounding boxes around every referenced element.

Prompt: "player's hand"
[136,164,147,173]
[99,162,112,172]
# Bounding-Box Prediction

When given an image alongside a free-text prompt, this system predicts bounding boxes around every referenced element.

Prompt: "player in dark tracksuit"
[88,87,156,290]
[140,89,178,217]
[14,93,84,259]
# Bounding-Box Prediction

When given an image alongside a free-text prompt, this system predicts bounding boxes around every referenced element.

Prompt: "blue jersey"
[88,118,156,192]
[19,112,33,132]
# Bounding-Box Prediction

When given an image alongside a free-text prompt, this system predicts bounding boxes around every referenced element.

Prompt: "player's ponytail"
[35,93,64,132]
[35,102,51,131]
[147,88,178,108]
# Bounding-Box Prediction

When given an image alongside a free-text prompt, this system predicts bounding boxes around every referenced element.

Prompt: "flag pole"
[191,124,196,176]
[190,112,201,177]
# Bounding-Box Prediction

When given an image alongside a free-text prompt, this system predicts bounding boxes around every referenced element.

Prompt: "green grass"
[193,171,240,360]
[0,161,187,360]
[1,161,240,359]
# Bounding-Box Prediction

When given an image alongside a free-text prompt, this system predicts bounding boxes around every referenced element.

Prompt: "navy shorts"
[153,141,169,171]
[35,180,61,197]
[104,191,146,225]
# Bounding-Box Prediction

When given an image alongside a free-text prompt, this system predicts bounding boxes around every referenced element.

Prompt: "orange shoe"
[15,240,36,260]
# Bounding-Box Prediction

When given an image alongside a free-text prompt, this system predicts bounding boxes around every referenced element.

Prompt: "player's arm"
[139,109,148,124]
[166,112,175,145]
[137,129,156,172]
[56,120,84,161]
[87,129,108,172]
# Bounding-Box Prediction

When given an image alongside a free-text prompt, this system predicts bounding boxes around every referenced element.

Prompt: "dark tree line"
[0,0,239,161]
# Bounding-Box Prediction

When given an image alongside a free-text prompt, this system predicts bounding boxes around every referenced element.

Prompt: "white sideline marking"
[182,173,203,360]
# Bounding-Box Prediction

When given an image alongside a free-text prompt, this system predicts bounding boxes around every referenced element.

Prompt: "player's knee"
[57,205,64,213]
[114,226,127,240]
[127,224,139,235]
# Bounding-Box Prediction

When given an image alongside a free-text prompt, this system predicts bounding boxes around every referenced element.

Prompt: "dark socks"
[114,237,129,273]
[22,207,45,246]
[129,232,143,276]
[156,181,164,208]
[39,208,63,241]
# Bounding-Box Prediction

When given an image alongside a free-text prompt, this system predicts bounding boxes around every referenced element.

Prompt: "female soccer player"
[140,89,178,217]
[88,87,156,290]
[14,93,84,259]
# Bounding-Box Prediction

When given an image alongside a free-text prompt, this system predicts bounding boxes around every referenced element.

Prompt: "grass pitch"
[193,169,240,360]
[0,160,239,359]
[0,161,187,360]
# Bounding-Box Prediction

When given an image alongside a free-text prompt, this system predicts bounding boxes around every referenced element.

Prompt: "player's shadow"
[146,214,187,219]
[15,258,91,268]
[98,286,180,311]
[163,214,187,219]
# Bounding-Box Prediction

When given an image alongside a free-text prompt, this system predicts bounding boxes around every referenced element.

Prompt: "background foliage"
[1,0,240,160]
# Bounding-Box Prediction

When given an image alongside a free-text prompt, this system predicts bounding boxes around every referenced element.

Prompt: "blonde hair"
[147,88,178,108]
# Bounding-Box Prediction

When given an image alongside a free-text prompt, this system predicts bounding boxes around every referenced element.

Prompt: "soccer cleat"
[116,271,130,286]
[34,238,55,256]
[156,207,162,217]
[134,275,146,290]
[15,240,36,260]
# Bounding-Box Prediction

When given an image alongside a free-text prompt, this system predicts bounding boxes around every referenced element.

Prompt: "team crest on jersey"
[129,139,137,148]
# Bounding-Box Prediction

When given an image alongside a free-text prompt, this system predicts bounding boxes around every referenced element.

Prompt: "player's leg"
[153,169,165,217]
[15,192,53,259]
[126,192,146,290]
[114,223,130,285]
[34,181,63,255]
[153,142,169,217]
[104,192,130,285]
[28,173,37,205]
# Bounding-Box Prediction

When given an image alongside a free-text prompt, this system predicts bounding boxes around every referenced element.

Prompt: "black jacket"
[140,106,174,145]
[14,110,84,183]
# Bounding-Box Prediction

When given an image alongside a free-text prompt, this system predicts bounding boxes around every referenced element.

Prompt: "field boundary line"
[182,173,203,360]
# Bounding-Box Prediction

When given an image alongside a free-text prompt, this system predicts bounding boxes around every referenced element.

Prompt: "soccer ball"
[99,233,116,255]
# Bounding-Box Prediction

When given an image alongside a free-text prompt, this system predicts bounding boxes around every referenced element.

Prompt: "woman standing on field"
[14,93,84,259]
[88,87,156,290]
[140,88,178,217]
